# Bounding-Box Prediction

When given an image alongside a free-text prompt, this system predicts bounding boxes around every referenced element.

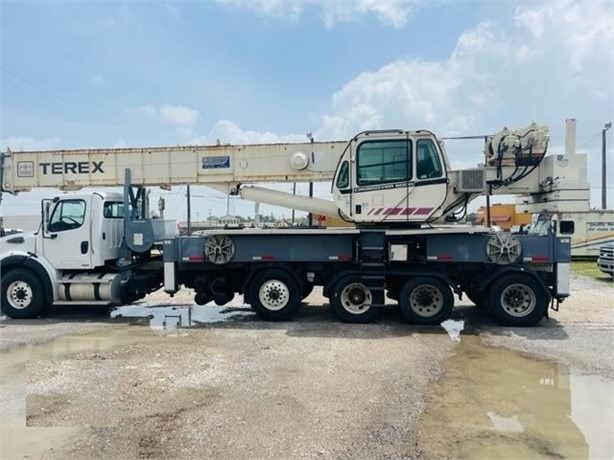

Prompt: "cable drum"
[486,232,522,264]
[203,234,236,264]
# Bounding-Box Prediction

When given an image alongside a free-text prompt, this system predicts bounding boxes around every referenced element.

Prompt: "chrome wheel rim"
[340,282,372,315]
[259,279,290,311]
[7,281,33,310]
[408,284,443,317]
[500,283,536,317]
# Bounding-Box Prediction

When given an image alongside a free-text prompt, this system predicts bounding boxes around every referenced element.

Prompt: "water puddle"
[110,303,255,329]
[417,336,613,459]
[0,327,167,459]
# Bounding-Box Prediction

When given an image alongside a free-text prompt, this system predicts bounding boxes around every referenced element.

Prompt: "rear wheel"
[330,277,381,323]
[247,269,301,321]
[1,268,47,319]
[399,277,453,325]
[487,273,548,327]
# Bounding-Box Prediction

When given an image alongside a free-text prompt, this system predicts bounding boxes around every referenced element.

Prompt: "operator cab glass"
[416,139,443,179]
[356,140,411,185]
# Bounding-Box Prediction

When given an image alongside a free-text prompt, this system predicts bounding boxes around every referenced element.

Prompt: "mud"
[417,336,613,459]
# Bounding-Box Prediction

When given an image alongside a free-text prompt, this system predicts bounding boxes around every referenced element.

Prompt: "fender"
[473,266,550,296]
[1,254,55,302]
[241,263,301,296]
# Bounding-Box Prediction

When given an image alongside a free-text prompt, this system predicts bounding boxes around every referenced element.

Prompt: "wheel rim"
[500,283,536,317]
[408,284,443,317]
[258,279,290,311]
[340,282,372,315]
[7,280,33,310]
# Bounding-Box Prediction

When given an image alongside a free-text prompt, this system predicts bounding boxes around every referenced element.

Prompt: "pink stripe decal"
[384,207,403,215]
[415,207,433,215]
[400,208,416,215]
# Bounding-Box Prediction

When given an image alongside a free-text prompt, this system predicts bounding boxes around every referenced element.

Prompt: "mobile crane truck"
[1,119,587,326]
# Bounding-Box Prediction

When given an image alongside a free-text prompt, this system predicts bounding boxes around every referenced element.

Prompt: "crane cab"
[332,130,448,224]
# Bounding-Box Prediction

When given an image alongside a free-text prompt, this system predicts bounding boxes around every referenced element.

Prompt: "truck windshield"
[48,199,86,232]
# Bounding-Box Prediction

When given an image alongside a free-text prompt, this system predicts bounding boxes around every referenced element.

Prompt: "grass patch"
[571,261,613,284]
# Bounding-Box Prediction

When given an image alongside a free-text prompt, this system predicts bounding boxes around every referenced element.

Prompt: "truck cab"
[0,191,140,318]
[40,191,124,269]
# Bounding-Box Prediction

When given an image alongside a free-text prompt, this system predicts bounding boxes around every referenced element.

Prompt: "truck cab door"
[43,197,93,269]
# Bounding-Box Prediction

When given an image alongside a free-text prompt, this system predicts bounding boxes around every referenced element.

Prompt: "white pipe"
[565,118,576,156]
[240,185,340,218]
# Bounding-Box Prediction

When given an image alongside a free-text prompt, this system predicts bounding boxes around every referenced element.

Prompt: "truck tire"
[330,277,381,323]
[487,273,548,327]
[399,277,453,325]
[1,268,47,319]
[247,269,301,321]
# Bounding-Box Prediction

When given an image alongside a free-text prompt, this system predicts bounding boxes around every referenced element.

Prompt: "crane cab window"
[335,161,349,189]
[48,199,86,232]
[416,139,443,179]
[357,140,411,186]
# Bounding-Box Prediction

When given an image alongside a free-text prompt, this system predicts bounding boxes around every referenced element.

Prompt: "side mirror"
[41,199,56,237]
[559,220,575,235]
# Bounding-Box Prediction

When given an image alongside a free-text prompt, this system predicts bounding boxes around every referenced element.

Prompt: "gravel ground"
[1,273,612,459]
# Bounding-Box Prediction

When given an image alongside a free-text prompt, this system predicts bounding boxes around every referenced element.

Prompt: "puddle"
[0,327,167,459]
[417,336,613,459]
[110,303,255,329]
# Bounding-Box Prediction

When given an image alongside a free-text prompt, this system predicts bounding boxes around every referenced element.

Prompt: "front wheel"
[487,273,549,327]
[247,269,301,321]
[330,277,381,323]
[399,277,453,325]
[1,268,47,319]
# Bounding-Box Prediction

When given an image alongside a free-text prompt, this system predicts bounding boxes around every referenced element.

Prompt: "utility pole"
[603,122,612,209]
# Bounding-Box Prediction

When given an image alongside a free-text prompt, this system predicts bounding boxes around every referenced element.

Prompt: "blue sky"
[1,0,613,220]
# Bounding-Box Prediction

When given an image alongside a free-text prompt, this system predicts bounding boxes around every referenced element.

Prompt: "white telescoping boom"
[0,120,589,225]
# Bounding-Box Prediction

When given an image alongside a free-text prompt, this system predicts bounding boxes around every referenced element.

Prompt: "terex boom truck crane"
[0,120,582,326]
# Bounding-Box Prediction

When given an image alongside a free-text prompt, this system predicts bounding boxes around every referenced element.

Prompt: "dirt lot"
[1,273,612,459]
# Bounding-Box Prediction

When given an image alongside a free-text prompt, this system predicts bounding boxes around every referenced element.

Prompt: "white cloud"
[215,0,415,28]
[216,0,303,21]
[314,2,612,145]
[191,119,306,145]
[130,104,200,127]
[159,105,200,126]
[1,136,60,152]
[320,0,412,29]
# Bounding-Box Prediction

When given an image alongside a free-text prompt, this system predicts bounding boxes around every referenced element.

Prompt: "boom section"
[0,140,348,193]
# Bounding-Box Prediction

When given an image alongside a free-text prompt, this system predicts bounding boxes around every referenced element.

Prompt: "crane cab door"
[332,133,447,224]
[42,197,93,269]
